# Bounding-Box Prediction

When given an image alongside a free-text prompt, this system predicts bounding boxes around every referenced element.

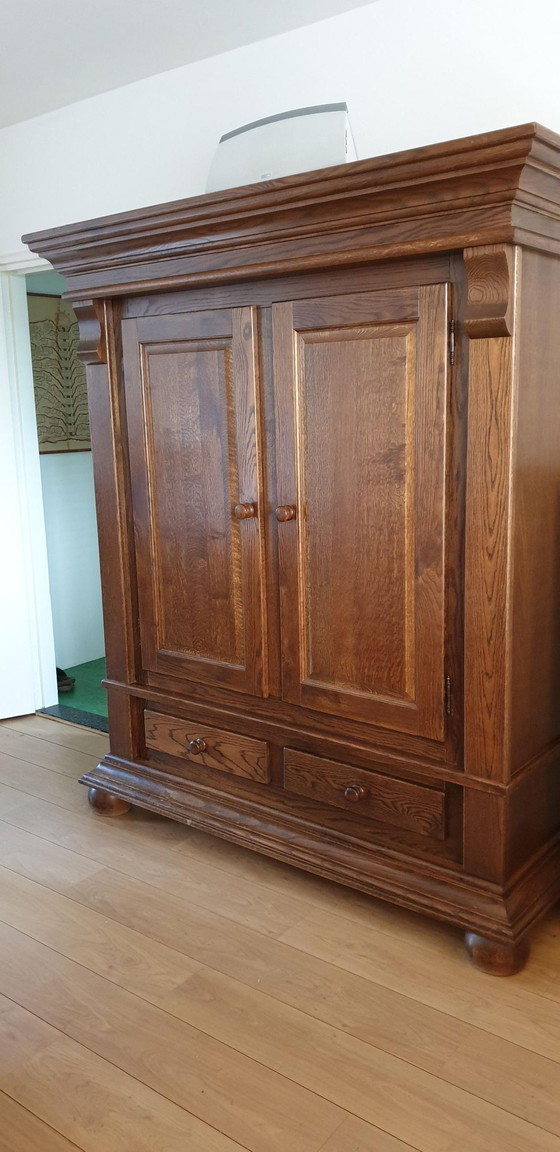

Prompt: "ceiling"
[0,0,378,129]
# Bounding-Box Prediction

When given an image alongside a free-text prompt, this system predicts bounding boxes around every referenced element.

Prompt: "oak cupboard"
[25,123,560,974]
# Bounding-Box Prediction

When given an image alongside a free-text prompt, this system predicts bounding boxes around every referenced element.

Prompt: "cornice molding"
[22,123,560,298]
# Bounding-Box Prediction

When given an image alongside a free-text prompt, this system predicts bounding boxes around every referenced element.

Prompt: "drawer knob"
[187,738,207,755]
[275,505,297,522]
[344,784,365,803]
[233,502,257,520]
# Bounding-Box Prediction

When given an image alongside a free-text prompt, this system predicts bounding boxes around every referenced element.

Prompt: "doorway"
[25,269,107,732]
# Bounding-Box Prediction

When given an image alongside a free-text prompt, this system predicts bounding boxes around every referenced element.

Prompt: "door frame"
[0,250,57,717]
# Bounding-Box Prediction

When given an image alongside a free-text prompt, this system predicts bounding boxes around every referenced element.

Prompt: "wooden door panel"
[122,307,267,696]
[273,284,449,738]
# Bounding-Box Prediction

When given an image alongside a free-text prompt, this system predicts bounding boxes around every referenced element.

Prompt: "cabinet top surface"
[23,122,560,296]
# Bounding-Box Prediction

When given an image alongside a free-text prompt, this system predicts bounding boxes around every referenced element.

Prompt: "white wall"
[1,0,559,712]
[2,0,560,256]
[39,452,104,669]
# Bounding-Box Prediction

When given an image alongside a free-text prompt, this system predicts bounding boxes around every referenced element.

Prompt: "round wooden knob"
[233,503,257,519]
[344,784,365,803]
[187,738,207,755]
[274,505,297,522]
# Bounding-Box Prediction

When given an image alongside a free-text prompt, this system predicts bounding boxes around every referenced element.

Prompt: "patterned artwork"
[28,293,90,452]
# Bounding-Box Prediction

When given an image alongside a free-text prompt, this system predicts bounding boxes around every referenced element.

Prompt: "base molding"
[80,756,560,946]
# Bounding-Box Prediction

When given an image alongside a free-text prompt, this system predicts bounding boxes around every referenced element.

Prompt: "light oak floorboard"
[0,1089,82,1152]
[0,785,312,937]
[0,726,100,779]
[0,822,464,1064]
[0,714,109,760]
[280,909,560,1054]
[3,780,560,1060]
[0,864,202,997]
[2,718,560,1152]
[0,752,88,814]
[0,718,462,952]
[4,860,560,1137]
[0,997,247,1152]
[0,921,344,1152]
[0,718,463,949]
[318,1116,420,1152]
[1,923,559,1152]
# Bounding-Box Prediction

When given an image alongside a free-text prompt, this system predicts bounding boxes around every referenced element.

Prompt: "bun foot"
[87,787,131,817]
[465,932,529,976]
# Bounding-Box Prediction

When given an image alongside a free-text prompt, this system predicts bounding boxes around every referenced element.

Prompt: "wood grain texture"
[283,749,446,839]
[79,754,525,941]
[0,923,344,1152]
[319,1117,418,1152]
[272,284,448,738]
[72,299,105,365]
[4,721,560,1152]
[22,123,560,297]
[0,1091,82,1152]
[464,244,516,337]
[21,126,560,969]
[87,787,131,816]
[145,710,270,782]
[0,713,109,758]
[0,786,317,938]
[465,931,530,975]
[0,997,246,1152]
[509,249,560,772]
[0,793,557,1062]
[85,296,141,759]
[122,306,267,697]
[122,257,452,319]
[464,328,516,781]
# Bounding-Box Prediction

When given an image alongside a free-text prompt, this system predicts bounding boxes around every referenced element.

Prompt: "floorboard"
[1,715,560,1152]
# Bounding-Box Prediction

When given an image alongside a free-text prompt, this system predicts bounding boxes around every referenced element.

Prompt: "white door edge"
[0,255,57,718]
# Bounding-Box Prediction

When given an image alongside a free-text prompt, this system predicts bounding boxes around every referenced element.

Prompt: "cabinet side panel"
[463,336,515,780]
[510,249,560,772]
[86,300,139,688]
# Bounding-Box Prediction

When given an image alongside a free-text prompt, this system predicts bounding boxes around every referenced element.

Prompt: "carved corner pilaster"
[73,298,107,364]
[463,244,517,338]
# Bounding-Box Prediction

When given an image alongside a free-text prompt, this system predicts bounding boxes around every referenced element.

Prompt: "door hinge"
[445,674,452,716]
[448,319,456,366]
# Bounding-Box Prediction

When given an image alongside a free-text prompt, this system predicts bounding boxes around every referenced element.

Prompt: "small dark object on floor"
[56,667,75,693]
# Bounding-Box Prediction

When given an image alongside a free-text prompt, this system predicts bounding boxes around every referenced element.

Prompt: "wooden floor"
[1,719,560,1151]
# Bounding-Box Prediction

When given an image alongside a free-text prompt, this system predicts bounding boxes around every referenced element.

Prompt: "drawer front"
[145,711,270,783]
[284,749,446,839]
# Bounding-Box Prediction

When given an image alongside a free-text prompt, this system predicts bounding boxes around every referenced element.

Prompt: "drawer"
[145,710,270,783]
[284,749,446,839]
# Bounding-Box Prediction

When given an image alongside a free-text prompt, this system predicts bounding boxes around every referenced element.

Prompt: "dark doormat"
[39,704,109,733]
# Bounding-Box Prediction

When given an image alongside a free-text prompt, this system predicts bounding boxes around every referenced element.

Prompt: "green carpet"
[59,657,108,717]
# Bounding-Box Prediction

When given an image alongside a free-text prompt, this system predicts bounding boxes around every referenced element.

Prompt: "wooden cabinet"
[25,122,560,975]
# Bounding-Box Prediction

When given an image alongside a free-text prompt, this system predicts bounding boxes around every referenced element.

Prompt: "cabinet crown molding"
[22,122,560,298]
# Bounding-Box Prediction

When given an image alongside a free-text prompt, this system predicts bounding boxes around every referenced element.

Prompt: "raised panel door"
[273,284,449,738]
[122,306,267,696]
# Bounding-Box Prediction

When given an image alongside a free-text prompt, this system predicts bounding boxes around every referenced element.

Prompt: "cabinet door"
[273,284,449,739]
[122,307,267,696]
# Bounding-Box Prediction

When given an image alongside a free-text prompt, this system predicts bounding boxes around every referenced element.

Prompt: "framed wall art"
[28,293,90,453]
